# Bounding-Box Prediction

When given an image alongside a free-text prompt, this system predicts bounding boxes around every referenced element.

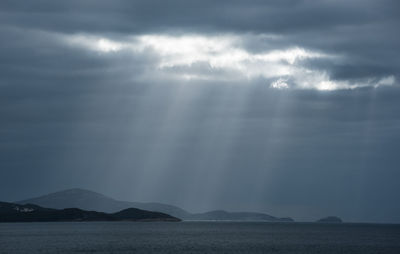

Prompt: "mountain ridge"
[18,188,294,222]
[0,201,180,222]
[18,188,190,219]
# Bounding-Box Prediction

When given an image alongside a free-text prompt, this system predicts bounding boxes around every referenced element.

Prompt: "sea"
[0,222,399,254]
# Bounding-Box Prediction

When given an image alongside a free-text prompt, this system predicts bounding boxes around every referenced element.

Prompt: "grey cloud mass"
[0,0,400,223]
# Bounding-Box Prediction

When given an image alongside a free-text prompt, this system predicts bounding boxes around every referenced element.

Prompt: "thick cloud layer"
[0,0,400,222]
[1,0,399,88]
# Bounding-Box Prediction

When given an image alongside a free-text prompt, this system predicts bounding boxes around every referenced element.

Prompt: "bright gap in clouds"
[65,34,395,91]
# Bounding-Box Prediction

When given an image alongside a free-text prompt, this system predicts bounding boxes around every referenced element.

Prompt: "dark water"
[1,222,400,254]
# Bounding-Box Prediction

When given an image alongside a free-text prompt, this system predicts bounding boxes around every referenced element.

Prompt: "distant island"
[0,201,180,223]
[17,188,294,222]
[316,216,343,223]
[187,210,294,222]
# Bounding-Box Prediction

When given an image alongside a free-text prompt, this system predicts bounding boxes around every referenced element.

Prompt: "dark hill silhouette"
[113,208,180,221]
[18,188,190,219]
[0,201,180,222]
[18,188,294,222]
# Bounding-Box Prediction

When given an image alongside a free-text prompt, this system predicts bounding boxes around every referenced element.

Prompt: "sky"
[1,0,400,223]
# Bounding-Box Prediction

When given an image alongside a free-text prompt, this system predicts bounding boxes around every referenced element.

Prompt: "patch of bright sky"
[64,33,395,91]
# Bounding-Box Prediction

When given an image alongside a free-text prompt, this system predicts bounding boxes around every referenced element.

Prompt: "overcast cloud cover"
[1,0,400,222]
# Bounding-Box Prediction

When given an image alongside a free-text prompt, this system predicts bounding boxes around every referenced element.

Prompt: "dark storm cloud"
[0,0,397,33]
[1,0,399,82]
[1,0,400,223]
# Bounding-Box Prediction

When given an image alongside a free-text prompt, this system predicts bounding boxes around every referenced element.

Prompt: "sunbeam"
[1,0,400,233]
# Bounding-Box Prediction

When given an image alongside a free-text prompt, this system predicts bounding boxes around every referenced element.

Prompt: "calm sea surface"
[0,222,399,254]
